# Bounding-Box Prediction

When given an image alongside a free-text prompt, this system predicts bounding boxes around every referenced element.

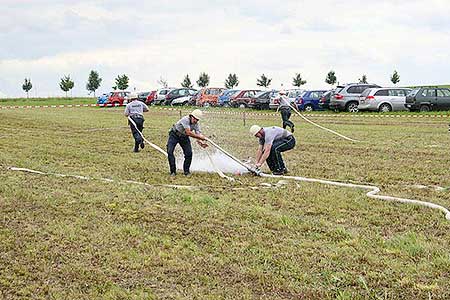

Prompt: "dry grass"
[0,106,449,299]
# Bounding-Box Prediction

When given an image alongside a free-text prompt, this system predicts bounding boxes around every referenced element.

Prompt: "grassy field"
[1,106,449,299]
[0,97,96,106]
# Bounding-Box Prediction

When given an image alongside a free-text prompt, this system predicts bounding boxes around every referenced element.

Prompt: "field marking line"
[1,103,450,119]
[8,167,198,190]
[8,166,286,191]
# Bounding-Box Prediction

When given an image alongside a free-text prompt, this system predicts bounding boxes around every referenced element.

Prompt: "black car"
[248,91,272,110]
[163,88,197,105]
[405,87,450,112]
[138,92,150,102]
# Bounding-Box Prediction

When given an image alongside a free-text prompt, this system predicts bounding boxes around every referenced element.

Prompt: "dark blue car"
[218,89,239,106]
[296,90,327,111]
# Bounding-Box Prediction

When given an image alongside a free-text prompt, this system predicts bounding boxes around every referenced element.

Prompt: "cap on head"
[279,90,287,95]
[249,125,262,136]
[129,93,138,100]
[190,109,203,120]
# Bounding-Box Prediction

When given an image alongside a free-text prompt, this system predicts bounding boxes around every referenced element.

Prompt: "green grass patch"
[0,107,449,299]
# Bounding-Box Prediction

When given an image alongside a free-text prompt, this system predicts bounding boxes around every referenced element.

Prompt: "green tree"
[22,78,32,98]
[256,74,272,89]
[115,74,129,90]
[292,73,307,87]
[359,74,368,84]
[86,70,102,96]
[391,70,400,85]
[224,73,239,89]
[59,75,74,97]
[181,74,193,88]
[325,70,337,86]
[197,72,210,88]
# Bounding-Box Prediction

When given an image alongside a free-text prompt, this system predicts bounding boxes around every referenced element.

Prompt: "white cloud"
[1,0,450,97]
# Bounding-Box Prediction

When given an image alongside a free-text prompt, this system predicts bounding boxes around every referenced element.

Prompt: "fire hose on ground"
[130,116,450,221]
[205,138,450,221]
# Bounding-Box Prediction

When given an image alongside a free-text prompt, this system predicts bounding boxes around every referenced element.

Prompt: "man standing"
[124,93,149,152]
[277,90,295,132]
[167,109,208,176]
[250,125,296,175]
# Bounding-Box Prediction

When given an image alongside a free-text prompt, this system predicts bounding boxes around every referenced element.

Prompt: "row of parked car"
[97,84,450,112]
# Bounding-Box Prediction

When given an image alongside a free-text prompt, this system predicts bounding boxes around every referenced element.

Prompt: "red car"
[138,91,156,105]
[229,90,261,107]
[106,91,130,106]
[147,90,156,104]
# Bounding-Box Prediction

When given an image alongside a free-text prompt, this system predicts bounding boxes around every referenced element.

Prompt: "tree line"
[21,70,402,98]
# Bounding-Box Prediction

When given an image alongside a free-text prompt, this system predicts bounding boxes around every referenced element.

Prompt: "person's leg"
[129,121,140,152]
[129,117,143,150]
[280,108,289,129]
[179,137,193,175]
[272,136,296,172]
[137,119,145,148]
[265,151,276,172]
[286,109,294,132]
[166,133,179,174]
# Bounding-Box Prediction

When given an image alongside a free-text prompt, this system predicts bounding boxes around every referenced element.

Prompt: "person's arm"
[143,103,149,112]
[255,144,263,164]
[256,143,272,167]
[124,105,129,117]
[185,128,206,140]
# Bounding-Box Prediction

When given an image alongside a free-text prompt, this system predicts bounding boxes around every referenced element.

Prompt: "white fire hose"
[289,103,359,142]
[128,116,167,156]
[128,116,234,181]
[207,138,450,221]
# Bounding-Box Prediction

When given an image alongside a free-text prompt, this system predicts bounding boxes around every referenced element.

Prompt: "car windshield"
[407,88,420,96]
[254,91,267,98]
[288,90,302,98]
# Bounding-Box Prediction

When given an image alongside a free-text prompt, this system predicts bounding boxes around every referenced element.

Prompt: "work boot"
[184,172,191,177]
[272,170,284,176]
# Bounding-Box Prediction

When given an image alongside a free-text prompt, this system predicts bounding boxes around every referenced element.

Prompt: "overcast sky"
[1,0,449,98]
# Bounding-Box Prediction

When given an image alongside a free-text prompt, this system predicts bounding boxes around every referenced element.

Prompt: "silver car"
[153,88,175,105]
[330,83,381,112]
[358,87,412,112]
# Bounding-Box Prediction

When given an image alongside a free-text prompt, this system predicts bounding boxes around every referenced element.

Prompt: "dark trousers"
[129,115,144,151]
[266,136,296,172]
[280,107,294,130]
[167,131,192,174]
